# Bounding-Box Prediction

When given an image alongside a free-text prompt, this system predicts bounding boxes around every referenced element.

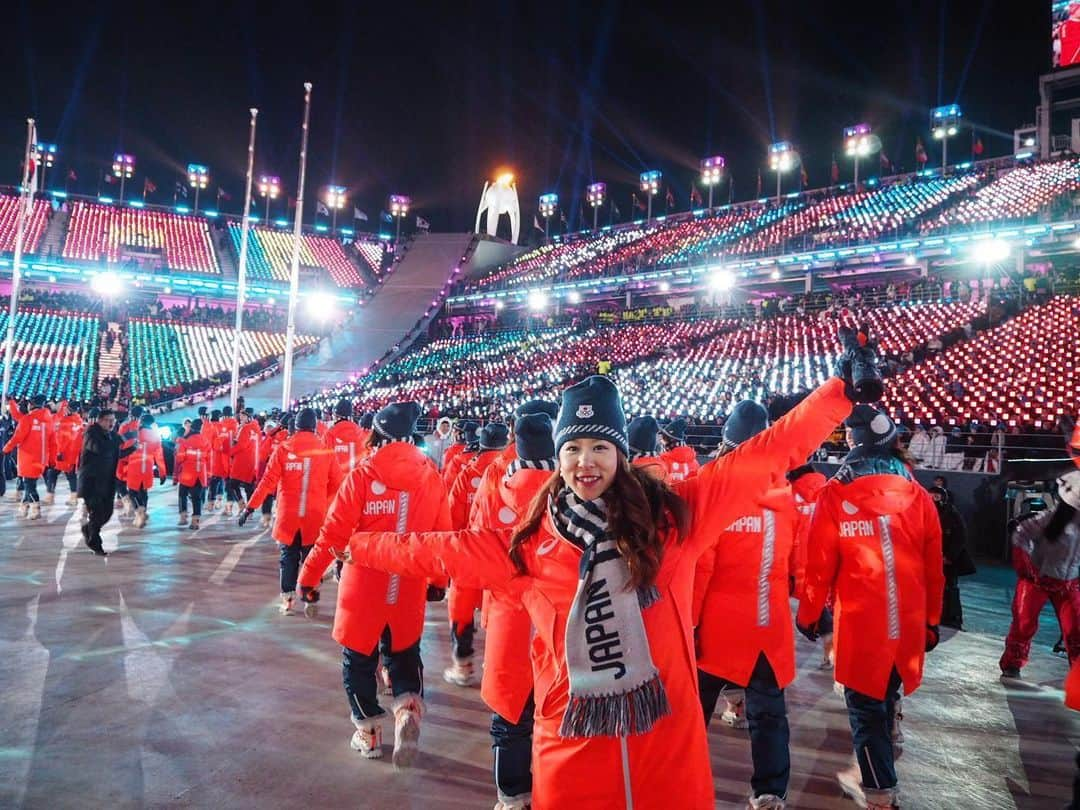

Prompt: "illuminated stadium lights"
[527,289,549,311]
[538,192,558,239]
[904,254,918,266]
[258,175,281,221]
[324,185,347,233]
[639,170,661,221]
[843,124,878,186]
[768,142,798,203]
[971,238,1011,265]
[700,156,725,209]
[112,153,136,202]
[187,164,210,212]
[708,267,735,292]
[389,194,411,243]
[90,270,124,298]
[930,104,962,176]
[587,182,606,230]
[304,289,337,320]
[770,269,781,280]
[34,143,57,190]
[567,290,582,304]
[659,281,671,292]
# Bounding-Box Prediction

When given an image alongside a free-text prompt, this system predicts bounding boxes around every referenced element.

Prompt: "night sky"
[3,1,1051,238]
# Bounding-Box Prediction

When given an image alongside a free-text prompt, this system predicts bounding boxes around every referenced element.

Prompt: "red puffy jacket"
[229,421,264,484]
[471,463,551,724]
[797,471,944,700]
[347,378,852,809]
[661,445,700,483]
[3,406,57,478]
[789,470,828,600]
[211,421,232,478]
[174,433,212,488]
[299,441,452,654]
[54,413,85,474]
[632,454,668,481]
[247,430,344,545]
[125,428,167,490]
[694,483,799,688]
[441,443,470,488]
[115,417,140,482]
[325,418,367,474]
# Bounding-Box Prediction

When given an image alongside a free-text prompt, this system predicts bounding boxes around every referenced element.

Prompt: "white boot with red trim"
[391,693,423,769]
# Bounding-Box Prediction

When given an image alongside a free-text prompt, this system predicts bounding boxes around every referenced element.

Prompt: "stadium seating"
[0,309,100,401]
[0,195,51,255]
[883,295,1080,428]
[62,202,220,273]
[126,319,319,400]
[352,241,388,279]
[922,159,1080,232]
[227,225,366,287]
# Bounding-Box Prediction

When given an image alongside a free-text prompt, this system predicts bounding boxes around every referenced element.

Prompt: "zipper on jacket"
[757,509,776,627]
[619,736,634,810]
[298,458,312,517]
[877,516,901,640]
[385,491,410,606]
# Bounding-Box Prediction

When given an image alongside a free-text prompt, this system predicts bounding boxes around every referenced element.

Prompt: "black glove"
[796,617,820,642]
[836,325,883,403]
[237,508,254,527]
[159,475,167,486]
[426,585,447,602]
[925,624,940,652]
[299,585,320,604]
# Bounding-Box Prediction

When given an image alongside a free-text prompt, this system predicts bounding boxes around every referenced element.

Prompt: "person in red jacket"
[441,420,479,488]
[125,413,168,529]
[659,417,700,483]
[40,400,66,505]
[297,401,453,768]
[205,409,225,512]
[115,406,143,517]
[797,406,944,810]
[174,418,212,529]
[228,408,263,507]
[325,398,366,476]
[444,421,511,686]
[345,352,867,809]
[2,394,57,519]
[256,415,291,528]
[48,403,85,507]
[787,462,831,669]
[469,412,556,810]
[627,415,668,481]
[693,400,797,809]
[219,406,240,514]
[240,408,344,614]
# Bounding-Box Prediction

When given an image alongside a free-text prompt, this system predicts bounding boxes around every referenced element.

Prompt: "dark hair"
[509,458,691,589]
[97,409,115,419]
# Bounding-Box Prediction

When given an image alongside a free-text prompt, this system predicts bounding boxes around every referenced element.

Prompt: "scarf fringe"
[558,673,672,739]
[637,584,661,609]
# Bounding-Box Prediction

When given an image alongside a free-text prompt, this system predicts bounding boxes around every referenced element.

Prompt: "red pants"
[1000,576,1080,671]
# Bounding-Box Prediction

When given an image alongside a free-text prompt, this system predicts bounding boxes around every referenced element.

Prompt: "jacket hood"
[365,441,432,490]
[500,467,554,513]
[834,474,919,516]
[791,471,827,503]
[663,445,698,463]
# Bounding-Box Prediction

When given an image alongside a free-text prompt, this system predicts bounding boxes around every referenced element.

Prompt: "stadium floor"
[0,483,1076,809]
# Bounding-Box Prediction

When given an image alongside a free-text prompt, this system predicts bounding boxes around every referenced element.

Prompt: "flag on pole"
[416,215,430,230]
[533,214,544,232]
[880,152,893,174]
[756,169,762,198]
[144,178,157,195]
[800,166,809,189]
[175,180,188,198]
[560,211,568,225]
[104,171,116,185]
[689,184,702,206]
[830,154,840,184]
[316,202,330,216]
[632,193,646,212]
[915,138,928,166]
[380,210,393,223]
[353,207,369,221]
[217,187,232,201]
[665,188,675,210]
[972,134,984,157]
[67,168,77,182]
[611,200,621,220]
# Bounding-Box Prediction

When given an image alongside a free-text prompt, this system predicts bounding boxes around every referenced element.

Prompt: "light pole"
[768,142,797,204]
[586,182,606,231]
[931,104,962,177]
[325,185,346,234]
[538,193,558,241]
[282,81,313,411]
[389,194,410,244]
[187,163,209,212]
[112,153,135,202]
[843,124,878,187]
[2,119,36,408]
[230,108,259,408]
[34,142,57,191]
[639,170,661,222]
[258,175,280,222]
[700,155,725,210]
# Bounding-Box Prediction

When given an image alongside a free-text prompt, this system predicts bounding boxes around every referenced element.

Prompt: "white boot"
[42,491,55,505]
[121,495,134,517]
[189,515,200,530]
[391,693,423,769]
[205,497,217,513]
[28,502,41,520]
[721,691,749,730]
[379,666,393,696]
[443,656,476,687]
[260,513,271,529]
[279,592,295,615]
[494,792,532,810]
[748,794,786,809]
[16,502,28,518]
[177,511,189,527]
[66,493,78,507]
[350,718,383,759]
[836,760,865,806]
[891,697,904,747]
[864,787,899,809]
[223,502,234,517]
[133,507,148,529]
[821,632,835,670]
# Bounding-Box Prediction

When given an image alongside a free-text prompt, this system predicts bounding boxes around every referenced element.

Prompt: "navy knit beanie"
[628,416,660,456]
[374,402,421,441]
[458,420,479,444]
[515,413,555,461]
[296,408,319,433]
[190,418,203,434]
[722,400,770,449]
[660,417,687,444]
[554,375,628,456]
[335,398,354,419]
[845,405,898,450]
[516,400,560,420]
[480,422,510,450]
[222,406,233,417]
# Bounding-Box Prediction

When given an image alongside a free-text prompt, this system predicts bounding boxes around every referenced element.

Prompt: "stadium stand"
[352,240,389,279]
[0,309,100,401]
[0,194,51,255]
[62,201,220,274]
[226,224,365,287]
[126,319,319,402]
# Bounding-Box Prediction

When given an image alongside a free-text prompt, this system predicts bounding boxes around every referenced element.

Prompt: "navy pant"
[451,620,476,659]
[228,477,255,505]
[209,476,224,501]
[699,653,789,799]
[845,668,902,791]
[179,483,204,516]
[45,469,78,494]
[343,627,422,722]
[21,477,40,504]
[130,487,149,508]
[492,693,534,801]
[261,494,275,515]
[279,532,311,594]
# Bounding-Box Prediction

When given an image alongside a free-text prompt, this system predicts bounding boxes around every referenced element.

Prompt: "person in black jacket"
[930,484,976,629]
[78,409,124,556]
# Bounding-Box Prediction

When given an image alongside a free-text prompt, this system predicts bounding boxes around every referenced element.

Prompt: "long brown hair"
[509,458,691,589]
